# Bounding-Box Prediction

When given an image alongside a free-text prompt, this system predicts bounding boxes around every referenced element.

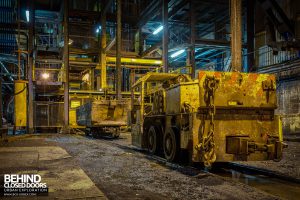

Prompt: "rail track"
[89,135,300,200]
[220,162,300,184]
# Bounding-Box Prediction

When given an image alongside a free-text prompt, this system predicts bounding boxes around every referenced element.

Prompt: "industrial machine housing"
[131,71,284,167]
[76,99,130,138]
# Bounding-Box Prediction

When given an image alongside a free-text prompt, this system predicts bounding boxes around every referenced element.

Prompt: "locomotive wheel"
[148,126,158,154]
[85,128,90,136]
[91,128,98,138]
[163,128,178,161]
[113,128,120,138]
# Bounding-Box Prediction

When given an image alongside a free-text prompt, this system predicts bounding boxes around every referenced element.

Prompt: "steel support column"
[0,80,2,129]
[63,0,69,127]
[190,0,196,78]
[162,0,168,73]
[230,0,242,71]
[247,0,255,72]
[27,0,34,134]
[100,2,107,89]
[116,0,122,100]
[135,28,143,56]
[17,0,21,80]
[90,68,94,90]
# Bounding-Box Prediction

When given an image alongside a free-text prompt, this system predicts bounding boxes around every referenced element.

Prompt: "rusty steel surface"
[230,0,242,71]
[130,71,284,166]
[76,99,130,127]
[14,80,27,127]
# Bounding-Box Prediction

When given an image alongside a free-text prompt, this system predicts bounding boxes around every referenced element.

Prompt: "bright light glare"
[153,25,163,35]
[96,26,102,33]
[42,72,50,79]
[26,10,30,22]
[170,49,185,58]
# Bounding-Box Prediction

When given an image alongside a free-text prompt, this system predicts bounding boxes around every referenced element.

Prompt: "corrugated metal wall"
[0,0,17,54]
[277,81,300,135]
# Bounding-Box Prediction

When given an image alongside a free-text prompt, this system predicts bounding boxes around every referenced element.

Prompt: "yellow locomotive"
[130,71,285,167]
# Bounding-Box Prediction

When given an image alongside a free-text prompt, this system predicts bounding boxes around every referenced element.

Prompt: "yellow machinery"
[131,71,285,167]
[76,99,130,138]
[14,80,27,127]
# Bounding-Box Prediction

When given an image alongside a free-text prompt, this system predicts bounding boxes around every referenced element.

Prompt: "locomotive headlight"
[42,72,50,79]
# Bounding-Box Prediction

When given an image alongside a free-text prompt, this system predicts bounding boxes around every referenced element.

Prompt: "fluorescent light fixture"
[153,25,163,35]
[96,25,102,33]
[42,72,50,79]
[170,49,185,58]
[25,10,30,22]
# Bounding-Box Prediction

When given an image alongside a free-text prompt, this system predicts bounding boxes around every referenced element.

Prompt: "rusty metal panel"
[76,100,130,127]
[165,82,199,114]
[198,71,277,108]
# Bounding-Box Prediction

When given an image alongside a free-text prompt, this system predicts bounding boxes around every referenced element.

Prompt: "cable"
[13,85,27,96]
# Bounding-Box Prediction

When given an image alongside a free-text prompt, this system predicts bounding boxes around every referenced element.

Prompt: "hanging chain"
[202,75,219,167]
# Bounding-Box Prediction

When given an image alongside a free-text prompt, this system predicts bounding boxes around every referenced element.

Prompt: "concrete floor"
[0,134,107,200]
[0,133,299,199]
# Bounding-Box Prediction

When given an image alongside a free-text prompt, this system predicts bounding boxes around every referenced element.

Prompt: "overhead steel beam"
[169,0,188,19]
[230,0,242,72]
[258,0,294,38]
[135,0,186,50]
[195,38,231,47]
[0,62,14,82]
[116,0,122,100]
[102,0,114,15]
[162,0,169,73]
[143,0,188,25]
[0,77,12,91]
[137,0,161,27]
[105,38,115,53]
[63,0,69,128]
[141,42,162,57]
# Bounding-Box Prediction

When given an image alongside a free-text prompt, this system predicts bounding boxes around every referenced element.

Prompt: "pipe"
[0,61,14,82]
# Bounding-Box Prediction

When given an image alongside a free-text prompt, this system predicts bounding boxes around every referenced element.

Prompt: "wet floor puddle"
[218,169,300,200]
